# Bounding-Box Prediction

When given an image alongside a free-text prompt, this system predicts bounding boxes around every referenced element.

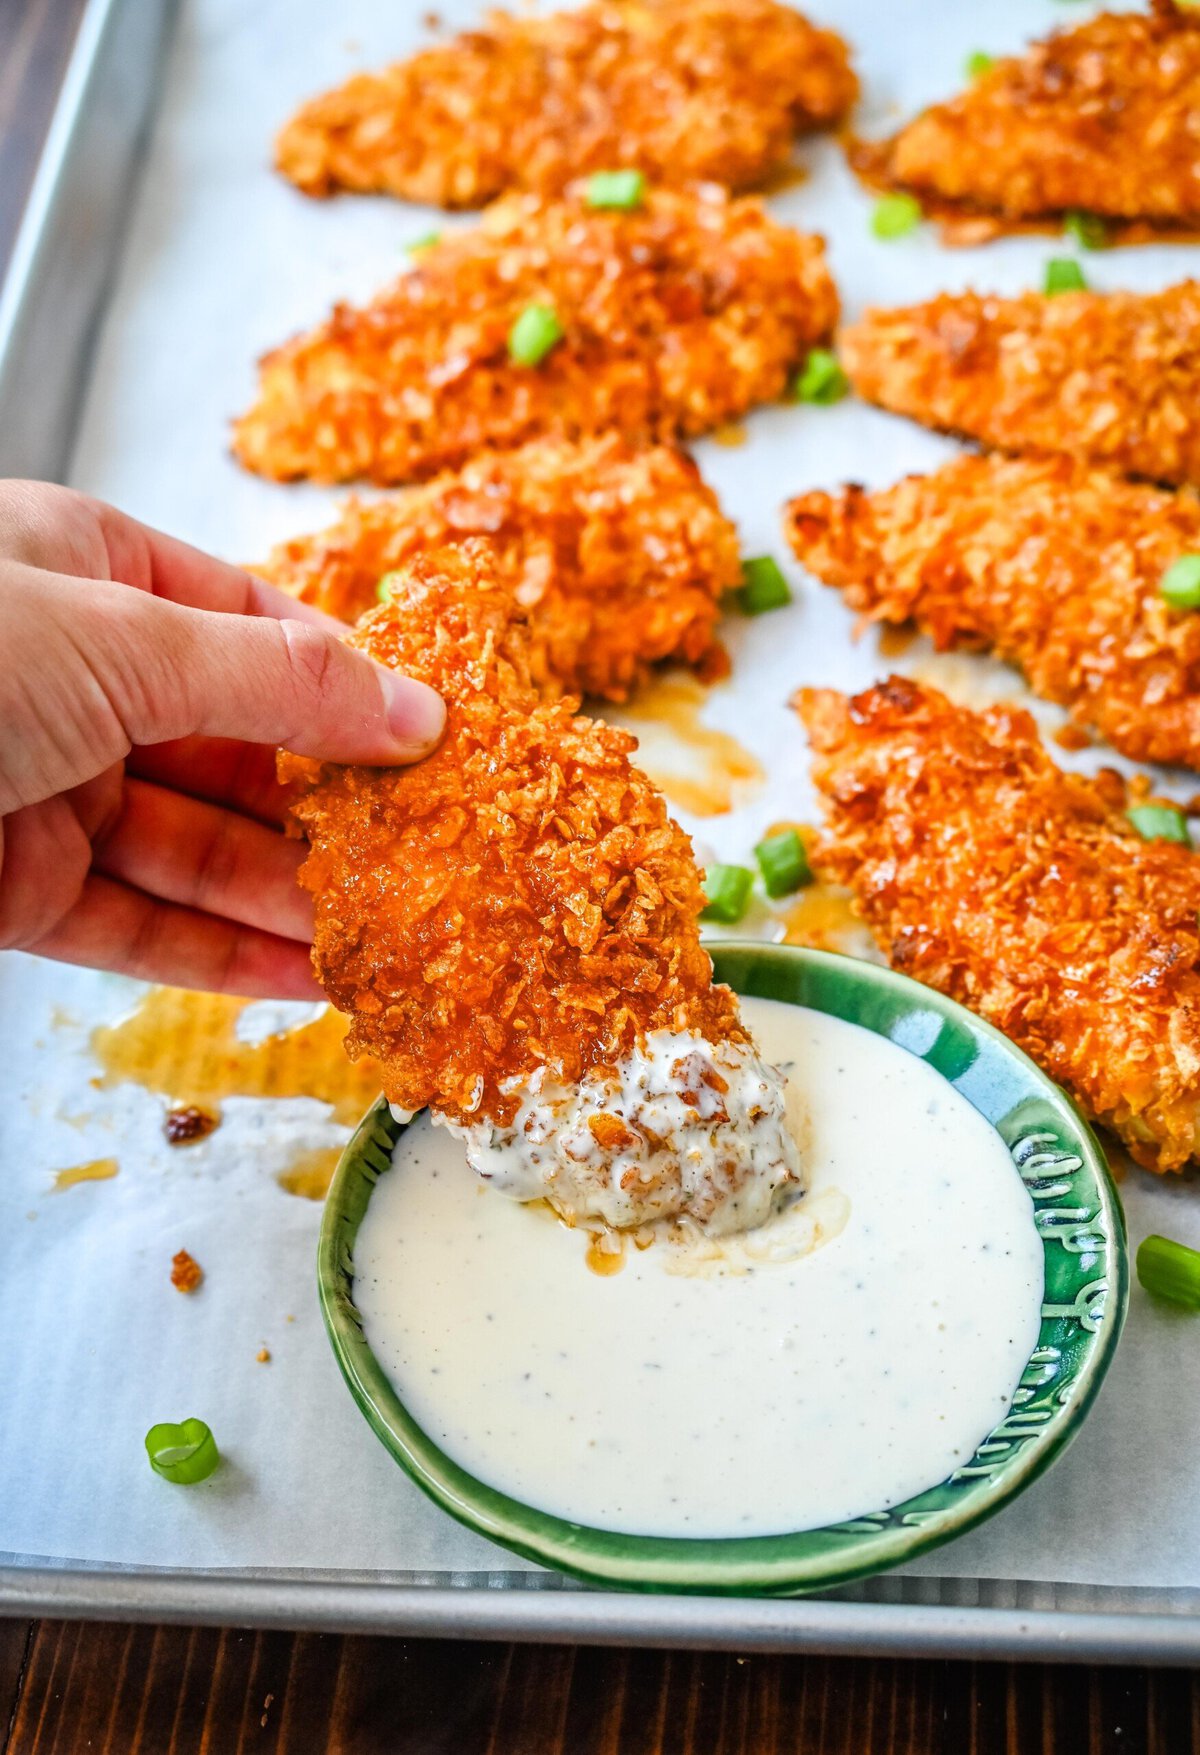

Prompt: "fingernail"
[378,669,446,756]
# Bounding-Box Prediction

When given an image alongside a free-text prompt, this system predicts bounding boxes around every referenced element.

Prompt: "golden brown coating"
[840,283,1200,489]
[282,541,742,1128]
[259,436,739,701]
[798,676,1200,1172]
[853,1,1200,231]
[232,189,838,485]
[276,0,857,207]
[786,453,1200,769]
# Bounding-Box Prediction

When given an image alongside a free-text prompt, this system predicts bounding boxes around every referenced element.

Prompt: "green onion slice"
[871,193,922,240]
[585,169,645,211]
[1063,209,1109,250]
[1137,1234,1200,1309]
[700,864,755,925]
[794,347,849,405]
[508,303,564,366]
[738,556,792,616]
[965,50,995,78]
[406,230,442,256]
[376,572,402,604]
[1127,803,1192,846]
[1044,257,1087,295]
[754,829,812,899]
[1160,553,1200,612]
[145,1418,220,1485]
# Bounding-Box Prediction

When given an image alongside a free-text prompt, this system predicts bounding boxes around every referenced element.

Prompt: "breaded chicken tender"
[798,676,1200,1172]
[853,1,1200,235]
[283,542,800,1233]
[786,454,1200,769]
[840,283,1200,489]
[259,436,739,700]
[276,0,856,207]
[233,188,837,485]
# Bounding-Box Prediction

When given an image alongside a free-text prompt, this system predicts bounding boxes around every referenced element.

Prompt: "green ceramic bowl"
[319,943,1127,1596]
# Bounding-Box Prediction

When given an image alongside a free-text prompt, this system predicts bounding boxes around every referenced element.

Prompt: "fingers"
[127,737,293,826]
[25,871,323,999]
[93,778,313,943]
[93,591,445,765]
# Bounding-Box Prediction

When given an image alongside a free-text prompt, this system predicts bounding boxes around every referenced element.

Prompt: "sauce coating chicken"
[798,676,1200,1172]
[786,454,1200,769]
[283,542,800,1232]
[276,0,856,207]
[233,188,837,485]
[853,1,1200,236]
[840,283,1200,490]
[258,436,739,701]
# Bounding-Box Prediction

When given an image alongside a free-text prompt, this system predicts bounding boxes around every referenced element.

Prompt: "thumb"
[108,593,446,764]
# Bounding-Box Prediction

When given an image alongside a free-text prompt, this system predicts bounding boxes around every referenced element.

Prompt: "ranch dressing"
[355,998,1044,1538]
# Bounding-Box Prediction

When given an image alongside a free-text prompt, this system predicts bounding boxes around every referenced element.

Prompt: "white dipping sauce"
[354,998,1044,1537]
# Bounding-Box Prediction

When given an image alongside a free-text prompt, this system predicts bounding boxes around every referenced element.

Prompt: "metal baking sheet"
[4,0,1200,1660]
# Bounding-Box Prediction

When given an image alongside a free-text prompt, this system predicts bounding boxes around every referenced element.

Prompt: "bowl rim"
[318,941,1128,1596]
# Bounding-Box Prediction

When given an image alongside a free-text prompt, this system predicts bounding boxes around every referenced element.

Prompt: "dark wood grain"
[2,1,1199,1750]
[6,1626,1200,1755]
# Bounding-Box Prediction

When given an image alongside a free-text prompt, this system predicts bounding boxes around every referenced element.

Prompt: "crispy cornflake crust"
[281,541,742,1128]
[258,436,740,700]
[786,453,1200,769]
[798,676,1200,1171]
[232,188,837,485]
[276,0,857,207]
[840,283,1200,488]
[852,0,1200,233]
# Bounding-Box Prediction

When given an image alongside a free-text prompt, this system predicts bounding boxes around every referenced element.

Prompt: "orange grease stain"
[52,1158,119,1191]
[617,674,764,818]
[276,1146,343,1201]
[585,1233,626,1276]
[89,988,380,1128]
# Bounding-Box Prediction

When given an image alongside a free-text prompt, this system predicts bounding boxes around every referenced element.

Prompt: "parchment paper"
[4,0,1200,1590]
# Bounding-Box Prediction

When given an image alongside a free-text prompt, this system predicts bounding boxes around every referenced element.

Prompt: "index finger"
[89,496,346,629]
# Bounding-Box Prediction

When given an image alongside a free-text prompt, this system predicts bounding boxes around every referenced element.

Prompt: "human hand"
[0,481,444,997]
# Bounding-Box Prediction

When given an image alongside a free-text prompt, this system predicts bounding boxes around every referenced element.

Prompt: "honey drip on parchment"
[89,988,380,1128]
[614,674,764,818]
[52,1158,119,1191]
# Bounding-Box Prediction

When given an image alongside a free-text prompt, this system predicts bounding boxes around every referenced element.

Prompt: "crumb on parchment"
[171,1250,204,1294]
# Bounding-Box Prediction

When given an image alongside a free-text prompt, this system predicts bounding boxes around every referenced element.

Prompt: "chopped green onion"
[754,829,812,899]
[508,303,564,366]
[145,1418,220,1485]
[1045,257,1087,295]
[585,169,646,211]
[1127,803,1191,845]
[701,864,755,924]
[738,555,791,616]
[794,347,849,405]
[1160,553,1200,612]
[406,230,442,256]
[871,193,922,240]
[965,50,995,78]
[1137,1234,1200,1309]
[1063,209,1108,250]
[376,571,403,604]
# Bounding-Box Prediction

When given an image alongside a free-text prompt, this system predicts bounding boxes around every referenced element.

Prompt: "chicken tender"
[853,1,1200,237]
[233,188,838,485]
[259,436,739,701]
[283,542,799,1233]
[840,283,1200,489]
[276,0,856,207]
[786,454,1200,769]
[798,675,1200,1172]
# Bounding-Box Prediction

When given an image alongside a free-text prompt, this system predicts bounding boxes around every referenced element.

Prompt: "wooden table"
[2,1,1199,1748]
